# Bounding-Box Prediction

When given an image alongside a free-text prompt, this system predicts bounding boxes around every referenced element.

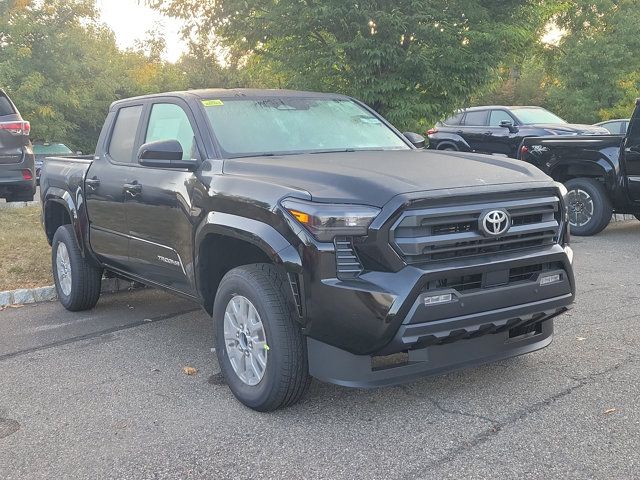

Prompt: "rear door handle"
[456,130,464,135]
[85,177,100,190]
[123,182,142,197]
[483,131,493,136]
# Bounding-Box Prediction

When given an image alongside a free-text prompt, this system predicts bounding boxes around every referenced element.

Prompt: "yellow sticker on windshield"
[202,99,224,107]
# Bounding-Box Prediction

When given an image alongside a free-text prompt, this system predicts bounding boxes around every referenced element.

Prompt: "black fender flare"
[550,156,618,193]
[43,187,85,251]
[194,211,303,280]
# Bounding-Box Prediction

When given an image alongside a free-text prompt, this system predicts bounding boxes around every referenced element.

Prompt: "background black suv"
[427,105,609,158]
[0,89,35,202]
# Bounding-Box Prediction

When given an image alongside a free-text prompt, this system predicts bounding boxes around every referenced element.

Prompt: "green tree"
[0,0,189,152]
[544,0,640,123]
[151,0,545,129]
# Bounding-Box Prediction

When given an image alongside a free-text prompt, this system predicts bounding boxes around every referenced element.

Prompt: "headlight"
[281,198,380,242]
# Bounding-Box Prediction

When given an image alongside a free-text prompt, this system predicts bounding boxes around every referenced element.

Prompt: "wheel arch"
[550,158,616,193]
[195,213,303,315]
[43,187,81,246]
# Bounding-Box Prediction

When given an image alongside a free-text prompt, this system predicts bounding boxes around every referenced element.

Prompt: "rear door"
[85,103,145,270]
[460,110,489,152]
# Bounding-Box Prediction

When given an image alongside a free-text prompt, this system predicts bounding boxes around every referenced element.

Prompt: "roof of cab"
[110,88,350,110]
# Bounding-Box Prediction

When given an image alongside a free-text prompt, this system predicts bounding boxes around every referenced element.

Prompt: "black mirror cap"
[137,139,197,170]
[138,139,183,161]
[403,132,426,149]
[500,120,519,133]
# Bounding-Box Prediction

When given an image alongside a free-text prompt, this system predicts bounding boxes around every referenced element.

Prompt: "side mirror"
[76,151,82,155]
[403,132,426,149]
[137,139,196,170]
[500,120,519,134]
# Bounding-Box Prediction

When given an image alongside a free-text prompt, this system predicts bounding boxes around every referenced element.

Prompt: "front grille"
[423,262,564,294]
[391,196,561,264]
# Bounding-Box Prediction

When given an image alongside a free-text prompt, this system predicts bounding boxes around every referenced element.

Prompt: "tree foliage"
[151,0,543,130]
[0,0,189,151]
[480,1,640,123]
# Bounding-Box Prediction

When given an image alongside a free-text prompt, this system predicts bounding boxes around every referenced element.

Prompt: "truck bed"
[39,155,94,203]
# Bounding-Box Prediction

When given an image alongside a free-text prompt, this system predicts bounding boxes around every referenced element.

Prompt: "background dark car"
[32,142,76,184]
[427,105,610,158]
[0,89,35,202]
[594,118,629,135]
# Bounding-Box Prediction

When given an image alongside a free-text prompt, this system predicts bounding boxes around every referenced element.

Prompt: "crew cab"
[40,89,575,411]
[0,89,35,202]
[520,99,640,236]
[428,105,608,158]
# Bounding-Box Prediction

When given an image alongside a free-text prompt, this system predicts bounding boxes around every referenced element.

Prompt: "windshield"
[203,97,410,157]
[33,143,73,155]
[511,107,567,125]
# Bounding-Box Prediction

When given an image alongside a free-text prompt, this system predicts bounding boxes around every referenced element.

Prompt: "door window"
[602,121,622,134]
[145,103,196,160]
[108,105,143,163]
[443,112,464,125]
[463,110,488,126]
[489,110,515,127]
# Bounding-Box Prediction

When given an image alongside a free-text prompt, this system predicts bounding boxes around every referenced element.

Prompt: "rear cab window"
[108,105,143,163]
[463,110,489,126]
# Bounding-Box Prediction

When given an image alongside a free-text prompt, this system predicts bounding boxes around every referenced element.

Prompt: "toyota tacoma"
[520,99,640,236]
[40,89,575,411]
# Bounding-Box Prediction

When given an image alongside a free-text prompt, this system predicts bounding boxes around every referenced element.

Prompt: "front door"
[85,105,144,270]
[123,100,204,295]
[460,109,489,153]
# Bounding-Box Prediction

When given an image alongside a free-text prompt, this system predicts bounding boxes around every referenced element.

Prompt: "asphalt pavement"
[1,221,640,479]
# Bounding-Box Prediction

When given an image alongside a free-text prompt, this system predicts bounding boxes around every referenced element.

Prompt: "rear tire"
[213,264,311,411]
[52,225,103,311]
[565,178,612,236]
[438,145,458,151]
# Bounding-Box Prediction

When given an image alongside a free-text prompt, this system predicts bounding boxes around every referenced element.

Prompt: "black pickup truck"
[41,89,575,411]
[520,100,640,236]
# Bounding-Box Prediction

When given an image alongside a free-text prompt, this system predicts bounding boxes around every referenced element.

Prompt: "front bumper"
[299,241,574,387]
[308,313,560,388]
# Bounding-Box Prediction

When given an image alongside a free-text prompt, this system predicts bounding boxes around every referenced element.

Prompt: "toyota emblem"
[480,210,510,236]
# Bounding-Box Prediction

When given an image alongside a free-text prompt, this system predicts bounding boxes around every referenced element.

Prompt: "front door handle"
[123,182,142,197]
[85,177,100,191]
[456,130,464,135]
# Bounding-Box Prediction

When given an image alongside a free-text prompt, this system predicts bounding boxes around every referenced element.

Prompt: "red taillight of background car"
[22,169,33,180]
[519,145,529,159]
[0,120,30,136]
[427,128,438,136]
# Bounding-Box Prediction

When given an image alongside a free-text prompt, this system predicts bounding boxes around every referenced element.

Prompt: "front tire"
[52,225,102,311]
[213,264,311,411]
[565,178,612,236]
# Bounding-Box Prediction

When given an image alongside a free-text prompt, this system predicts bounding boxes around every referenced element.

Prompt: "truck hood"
[223,150,551,207]
[529,123,609,135]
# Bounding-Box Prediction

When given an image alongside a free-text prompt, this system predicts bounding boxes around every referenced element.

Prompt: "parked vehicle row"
[519,100,640,236]
[33,142,78,185]
[40,89,575,411]
[427,105,609,158]
[0,89,35,202]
